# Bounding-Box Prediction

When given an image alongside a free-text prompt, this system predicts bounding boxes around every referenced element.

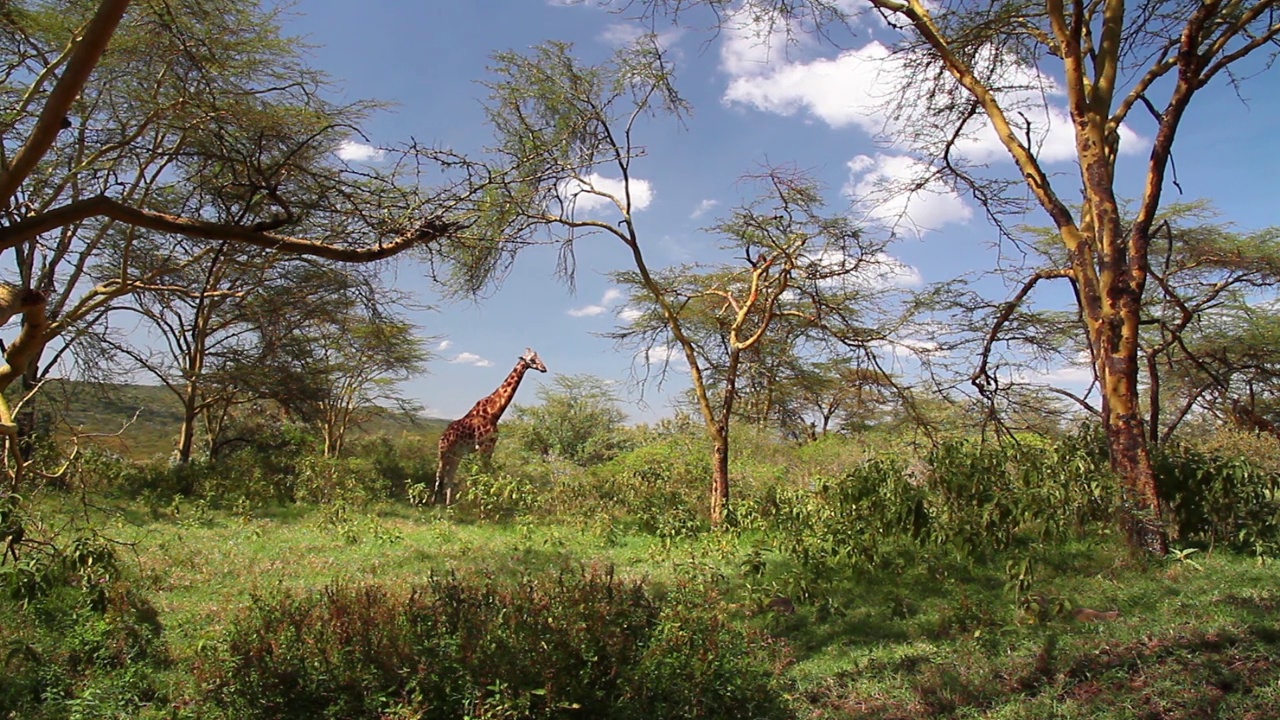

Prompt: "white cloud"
[640,345,681,365]
[559,173,654,214]
[437,340,453,351]
[873,336,941,359]
[856,252,925,290]
[844,153,973,236]
[569,287,627,318]
[568,304,607,318]
[599,23,684,51]
[336,140,386,163]
[1016,351,1096,386]
[802,248,924,291]
[691,199,719,219]
[721,34,1146,166]
[450,352,494,368]
[618,306,643,323]
[718,4,809,78]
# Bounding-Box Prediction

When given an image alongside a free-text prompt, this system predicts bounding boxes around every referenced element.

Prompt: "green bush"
[1,535,167,720]
[594,437,709,538]
[346,433,438,500]
[1155,444,1280,556]
[506,374,634,466]
[755,438,1118,573]
[201,568,793,720]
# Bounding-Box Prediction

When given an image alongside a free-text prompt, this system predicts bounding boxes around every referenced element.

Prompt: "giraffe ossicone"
[432,347,547,505]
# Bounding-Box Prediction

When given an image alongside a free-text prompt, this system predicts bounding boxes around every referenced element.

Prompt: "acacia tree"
[86,240,274,463]
[222,263,431,458]
[0,0,472,477]
[1134,207,1280,441]
[612,172,888,523]
[648,0,1280,553]
[968,205,1280,442]
[477,39,891,523]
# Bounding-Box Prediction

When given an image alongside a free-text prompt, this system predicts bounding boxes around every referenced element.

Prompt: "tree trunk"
[176,386,198,463]
[710,429,730,527]
[1100,303,1172,556]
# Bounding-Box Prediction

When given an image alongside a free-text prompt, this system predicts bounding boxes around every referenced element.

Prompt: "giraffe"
[432,347,547,505]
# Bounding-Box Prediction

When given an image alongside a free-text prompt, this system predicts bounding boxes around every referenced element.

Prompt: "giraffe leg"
[475,432,497,473]
[434,445,464,506]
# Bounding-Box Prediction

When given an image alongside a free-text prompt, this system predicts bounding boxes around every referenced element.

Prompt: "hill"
[25,379,447,460]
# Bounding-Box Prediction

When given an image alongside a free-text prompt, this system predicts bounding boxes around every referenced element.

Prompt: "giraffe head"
[520,347,548,373]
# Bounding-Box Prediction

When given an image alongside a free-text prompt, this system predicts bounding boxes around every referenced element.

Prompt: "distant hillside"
[25,379,447,460]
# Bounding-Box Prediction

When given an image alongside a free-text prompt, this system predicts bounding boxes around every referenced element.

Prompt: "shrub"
[201,567,793,720]
[506,374,634,466]
[594,437,709,538]
[346,433,438,500]
[756,438,1118,574]
[0,534,167,719]
[1155,443,1280,556]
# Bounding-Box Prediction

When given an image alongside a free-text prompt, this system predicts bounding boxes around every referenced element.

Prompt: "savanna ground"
[4,415,1280,719]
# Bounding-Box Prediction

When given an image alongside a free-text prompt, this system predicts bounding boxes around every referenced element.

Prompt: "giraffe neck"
[479,360,530,421]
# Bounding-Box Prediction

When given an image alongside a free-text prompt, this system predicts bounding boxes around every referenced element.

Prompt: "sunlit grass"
[35,493,1280,719]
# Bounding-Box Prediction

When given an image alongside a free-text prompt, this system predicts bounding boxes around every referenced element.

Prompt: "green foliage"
[1155,443,1280,556]
[200,569,792,720]
[508,374,633,466]
[1,535,167,720]
[749,439,1118,576]
[294,456,388,507]
[594,437,710,539]
[345,433,439,500]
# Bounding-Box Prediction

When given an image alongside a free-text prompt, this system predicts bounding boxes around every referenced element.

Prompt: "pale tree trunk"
[176,382,200,463]
[710,425,730,526]
[1089,294,1168,554]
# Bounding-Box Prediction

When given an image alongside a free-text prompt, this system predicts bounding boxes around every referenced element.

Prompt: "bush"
[346,433,438,500]
[507,374,634,466]
[755,438,1119,573]
[594,437,709,538]
[201,568,793,720]
[1155,443,1280,556]
[0,534,168,719]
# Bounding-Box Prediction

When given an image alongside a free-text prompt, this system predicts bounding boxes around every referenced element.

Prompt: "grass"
[31,494,1280,719]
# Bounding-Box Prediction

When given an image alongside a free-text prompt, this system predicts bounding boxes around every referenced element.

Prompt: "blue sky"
[279,1,1280,424]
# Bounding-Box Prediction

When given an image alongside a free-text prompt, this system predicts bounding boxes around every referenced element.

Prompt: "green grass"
[31,495,1280,719]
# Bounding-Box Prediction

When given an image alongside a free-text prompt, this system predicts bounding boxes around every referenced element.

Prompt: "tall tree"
[231,264,431,458]
[0,0,472,477]
[88,240,274,462]
[647,0,1280,553]
[611,170,888,523]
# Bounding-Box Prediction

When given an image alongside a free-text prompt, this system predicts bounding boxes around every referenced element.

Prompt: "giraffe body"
[433,348,547,505]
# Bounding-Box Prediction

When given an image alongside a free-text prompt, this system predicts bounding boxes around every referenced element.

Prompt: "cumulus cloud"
[569,287,628,318]
[640,345,681,365]
[720,24,1145,166]
[844,154,973,236]
[802,248,924,291]
[691,199,720,219]
[599,23,683,51]
[450,352,494,368]
[873,336,941,360]
[1015,351,1096,387]
[336,140,386,163]
[618,306,644,323]
[718,4,807,78]
[560,173,654,214]
[436,340,453,351]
